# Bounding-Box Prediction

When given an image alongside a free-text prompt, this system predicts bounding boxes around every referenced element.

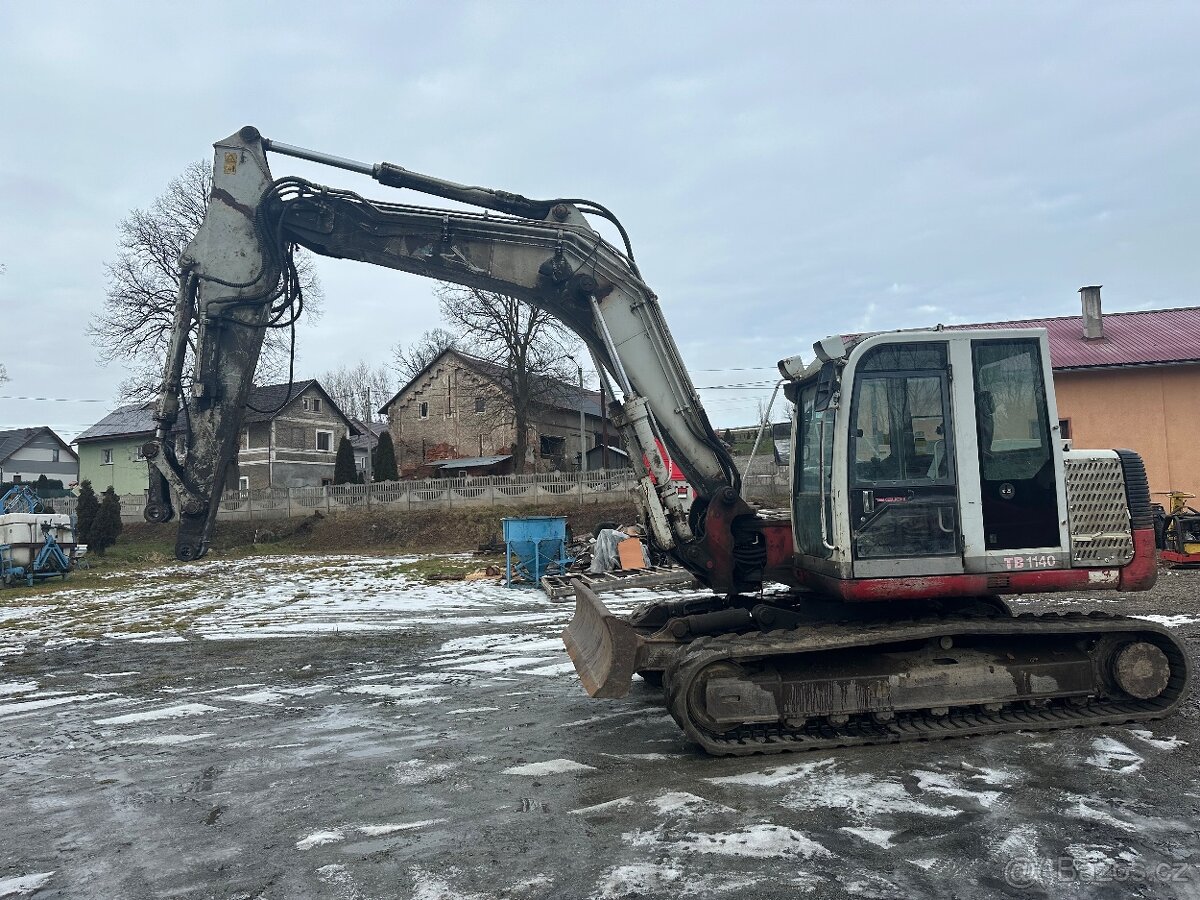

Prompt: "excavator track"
[662,610,1191,756]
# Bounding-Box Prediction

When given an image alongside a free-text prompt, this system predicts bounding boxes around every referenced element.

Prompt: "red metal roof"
[952,306,1200,371]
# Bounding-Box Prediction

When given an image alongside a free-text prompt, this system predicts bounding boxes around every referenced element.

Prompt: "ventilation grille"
[1064,455,1134,566]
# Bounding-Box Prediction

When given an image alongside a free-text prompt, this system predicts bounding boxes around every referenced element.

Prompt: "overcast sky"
[3,2,1199,439]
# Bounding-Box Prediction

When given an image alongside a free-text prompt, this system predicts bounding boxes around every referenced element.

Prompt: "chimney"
[1079,285,1104,340]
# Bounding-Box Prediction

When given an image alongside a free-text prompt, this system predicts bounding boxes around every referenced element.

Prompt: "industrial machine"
[1155,491,1200,566]
[146,127,1189,754]
[0,486,73,586]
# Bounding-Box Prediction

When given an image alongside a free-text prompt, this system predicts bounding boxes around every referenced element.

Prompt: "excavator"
[145,127,1190,755]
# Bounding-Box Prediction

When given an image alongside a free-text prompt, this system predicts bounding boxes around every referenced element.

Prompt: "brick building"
[378,349,612,476]
[229,381,354,490]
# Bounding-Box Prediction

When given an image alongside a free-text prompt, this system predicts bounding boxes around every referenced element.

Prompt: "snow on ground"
[1132,614,1200,628]
[2,553,1197,899]
[95,702,223,725]
[501,758,596,776]
[0,872,54,897]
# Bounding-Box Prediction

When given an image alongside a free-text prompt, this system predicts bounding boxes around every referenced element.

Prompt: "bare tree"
[392,327,459,383]
[320,360,394,422]
[436,285,579,473]
[90,160,323,400]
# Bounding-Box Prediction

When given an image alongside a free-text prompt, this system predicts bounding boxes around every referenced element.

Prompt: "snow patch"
[1128,729,1187,750]
[648,791,734,816]
[392,760,459,785]
[408,867,491,900]
[570,797,636,816]
[0,871,54,896]
[358,819,444,836]
[296,829,345,849]
[1086,737,1143,773]
[446,656,558,673]
[1131,614,1200,628]
[0,681,38,696]
[0,693,114,717]
[525,662,577,677]
[502,758,596,776]
[95,702,222,725]
[841,826,896,848]
[129,733,215,746]
[1065,843,1141,880]
[1063,795,1137,832]
[593,864,683,899]
[914,769,1003,808]
[707,758,833,787]
[627,823,830,859]
[768,762,958,820]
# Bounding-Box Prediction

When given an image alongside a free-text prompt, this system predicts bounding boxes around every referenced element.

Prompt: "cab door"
[847,342,963,577]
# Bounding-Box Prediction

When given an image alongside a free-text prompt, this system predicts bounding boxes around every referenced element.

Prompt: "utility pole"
[568,355,587,473]
[364,387,374,484]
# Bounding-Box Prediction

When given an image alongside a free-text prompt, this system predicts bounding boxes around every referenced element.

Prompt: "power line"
[0,395,110,403]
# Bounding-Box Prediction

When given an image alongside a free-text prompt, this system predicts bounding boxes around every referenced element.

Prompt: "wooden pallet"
[540,565,697,600]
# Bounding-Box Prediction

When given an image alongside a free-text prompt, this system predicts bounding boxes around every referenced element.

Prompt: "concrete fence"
[43,467,792,524]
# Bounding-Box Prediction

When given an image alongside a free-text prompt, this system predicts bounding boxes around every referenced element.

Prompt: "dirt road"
[1,555,1198,898]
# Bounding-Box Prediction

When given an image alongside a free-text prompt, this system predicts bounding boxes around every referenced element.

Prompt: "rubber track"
[662,610,1192,756]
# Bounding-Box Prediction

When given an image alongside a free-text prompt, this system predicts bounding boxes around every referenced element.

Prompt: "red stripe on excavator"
[787,527,1159,602]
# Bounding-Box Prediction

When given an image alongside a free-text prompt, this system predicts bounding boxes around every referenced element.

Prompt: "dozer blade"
[562,581,647,698]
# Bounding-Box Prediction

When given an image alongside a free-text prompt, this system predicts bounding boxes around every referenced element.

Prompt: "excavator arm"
[147,127,760,588]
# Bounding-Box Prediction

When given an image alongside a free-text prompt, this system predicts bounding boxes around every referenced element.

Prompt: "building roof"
[0,427,79,463]
[77,381,352,445]
[349,419,388,452]
[379,348,603,418]
[433,454,512,470]
[951,305,1200,371]
[74,404,157,443]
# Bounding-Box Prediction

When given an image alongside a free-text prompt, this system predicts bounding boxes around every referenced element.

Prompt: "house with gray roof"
[0,427,79,488]
[76,381,355,494]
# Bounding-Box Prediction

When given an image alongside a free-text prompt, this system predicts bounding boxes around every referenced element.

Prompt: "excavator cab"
[786,329,1149,599]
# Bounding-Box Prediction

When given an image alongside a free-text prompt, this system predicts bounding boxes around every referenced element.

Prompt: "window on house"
[238,476,250,492]
[51,449,60,462]
[1058,418,1072,440]
[312,398,321,413]
[540,435,566,458]
[12,474,21,484]
[101,449,113,465]
[316,430,334,452]
[134,444,146,461]
[419,401,429,419]
[302,398,310,411]
[475,397,485,414]
[242,429,250,450]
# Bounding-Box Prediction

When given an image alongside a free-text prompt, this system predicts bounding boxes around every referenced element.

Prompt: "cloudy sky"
[3,2,1198,438]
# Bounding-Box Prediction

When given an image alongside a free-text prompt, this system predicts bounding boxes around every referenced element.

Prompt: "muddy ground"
[1,554,1198,899]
